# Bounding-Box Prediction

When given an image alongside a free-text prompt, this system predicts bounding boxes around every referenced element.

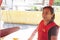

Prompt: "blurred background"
[0,0,60,40]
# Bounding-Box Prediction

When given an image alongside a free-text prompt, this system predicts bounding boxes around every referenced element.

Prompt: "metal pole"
[0,0,4,30]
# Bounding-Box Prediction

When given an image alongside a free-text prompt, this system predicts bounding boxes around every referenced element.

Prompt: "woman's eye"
[46,12,48,14]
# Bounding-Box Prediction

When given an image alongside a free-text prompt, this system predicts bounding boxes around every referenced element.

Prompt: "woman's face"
[42,8,53,21]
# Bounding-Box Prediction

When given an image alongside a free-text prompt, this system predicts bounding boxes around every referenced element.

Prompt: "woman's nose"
[43,13,46,16]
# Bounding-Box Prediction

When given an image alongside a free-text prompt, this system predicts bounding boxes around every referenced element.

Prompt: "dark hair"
[43,6,55,21]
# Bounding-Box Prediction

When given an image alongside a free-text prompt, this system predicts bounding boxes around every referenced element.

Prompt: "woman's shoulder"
[50,25,59,31]
[49,25,59,36]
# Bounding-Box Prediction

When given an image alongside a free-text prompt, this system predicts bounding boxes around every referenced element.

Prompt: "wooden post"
[49,0,54,6]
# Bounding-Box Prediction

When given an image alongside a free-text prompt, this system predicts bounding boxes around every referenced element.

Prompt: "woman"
[28,6,59,40]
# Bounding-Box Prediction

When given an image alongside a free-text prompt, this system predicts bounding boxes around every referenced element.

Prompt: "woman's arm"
[50,26,59,40]
[51,36,57,40]
[28,27,38,40]
[0,27,20,37]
